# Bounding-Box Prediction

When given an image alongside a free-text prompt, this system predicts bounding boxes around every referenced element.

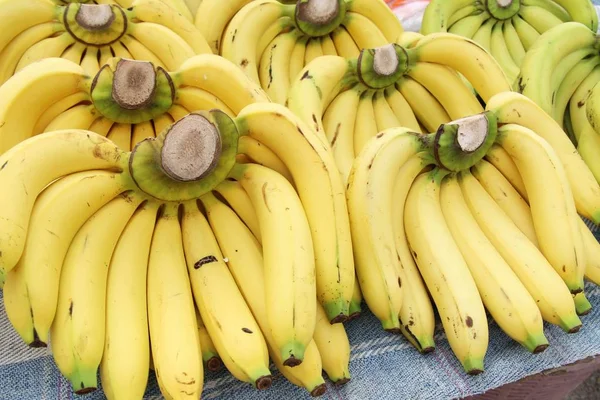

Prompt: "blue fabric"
[0,220,599,399]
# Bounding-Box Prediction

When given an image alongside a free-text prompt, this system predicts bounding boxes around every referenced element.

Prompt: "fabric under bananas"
[347,107,594,371]
[0,54,270,154]
[219,0,403,104]
[421,0,598,85]
[0,103,355,396]
[0,0,209,85]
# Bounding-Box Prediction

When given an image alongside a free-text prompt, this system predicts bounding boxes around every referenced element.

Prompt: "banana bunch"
[0,0,209,85]
[220,0,403,104]
[287,33,510,184]
[0,54,269,154]
[0,102,353,397]
[348,100,600,373]
[421,0,598,85]
[514,22,600,186]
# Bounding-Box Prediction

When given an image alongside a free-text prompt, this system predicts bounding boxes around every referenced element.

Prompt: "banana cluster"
[0,0,209,85]
[515,22,600,187]
[0,104,353,398]
[348,91,600,374]
[421,0,598,84]
[219,0,403,104]
[0,54,268,153]
[287,32,511,184]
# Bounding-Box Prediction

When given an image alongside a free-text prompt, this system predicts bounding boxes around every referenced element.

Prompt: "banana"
[498,124,586,293]
[471,160,538,247]
[119,36,166,69]
[518,5,563,33]
[172,54,270,115]
[384,86,421,132]
[373,90,400,132]
[348,0,403,43]
[314,302,351,384]
[0,130,127,274]
[152,113,175,136]
[421,0,479,34]
[349,277,363,320]
[570,65,600,142]
[353,91,378,156]
[407,61,484,120]
[110,41,133,59]
[289,36,310,81]
[236,103,354,324]
[0,58,88,153]
[459,170,581,333]
[441,173,548,352]
[106,123,133,151]
[342,12,388,49]
[486,91,600,224]
[448,11,491,39]
[194,0,252,53]
[258,29,300,105]
[552,52,599,127]
[405,169,488,374]
[44,104,97,133]
[221,0,291,84]
[391,152,436,353]
[330,26,360,58]
[397,77,450,133]
[518,22,596,116]
[147,204,203,399]
[577,121,600,183]
[230,162,316,365]
[100,201,158,400]
[166,104,191,122]
[0,0,57,52]
[322,86,362,184]
[551,0,598,31]
[413,33,512,102]
[237,135,294,183]
[195,308,223,372]
[521,0,570,22]
[502,18,526,69]
[213,180,262,243]
[471,18,495,52]
[33,91,91,134]
[257,17,295,61]
[203,195,327,396]
[511,14,539,50]
[347,129,427,332]
[182,200,272,388]
[579,216,600,286]
[128,22,196,71]
[574,292,592,316]
[304,37,324,65]
[490,21,520,85]
[3,170,127,347]
[50,192,142,393]
[60,41,86,65]
[80,47,100,77]
[175,87,235,117]
[447,4,482,28]
[0,22,63,85]
[396,31,424,49]
[484,144,528,199]
[321,34,338,56]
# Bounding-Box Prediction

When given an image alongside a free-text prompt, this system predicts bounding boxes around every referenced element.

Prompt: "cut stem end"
[75,4,115,30]
[112,59,157,110]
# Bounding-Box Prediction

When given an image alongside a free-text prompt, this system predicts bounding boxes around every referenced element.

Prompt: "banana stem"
[497,0,513,6]
[357,44,409,89]
[111,60,157,110]
[161,114,222,182]
[485,0,520,19]
[75,4,115,30]
[295,0,347,36]
[373,45,399,76]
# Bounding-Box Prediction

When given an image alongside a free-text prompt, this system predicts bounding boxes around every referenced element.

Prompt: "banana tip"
[75,387,97,395]
[384,328,402,335]
[255,375,272,391]
[330,314,349,324]
[310,384,327,397]
[466,369,484,376]
[333,377,350,386]
[577,308,592,317]
[420,346,435,354]
[283,356,302,367]
[206,357,223,372]
[532,344,549,354]
[568,324,582,334]
[347,312,361,321]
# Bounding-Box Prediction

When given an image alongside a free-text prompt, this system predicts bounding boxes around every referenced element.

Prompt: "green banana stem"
[129,110,239,201]
[90,58,175,124]
[295,0,347,37]
[63,3,127,45]
[434,112,498,172]
[484,0,520,20]
[356,44,411,90]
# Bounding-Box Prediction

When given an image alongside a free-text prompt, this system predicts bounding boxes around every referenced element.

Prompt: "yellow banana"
[194,0,252,53]
[314,303,351,384]
[213,179,262,243]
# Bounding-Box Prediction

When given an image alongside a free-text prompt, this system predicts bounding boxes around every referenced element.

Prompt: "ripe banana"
[181,200,272,388]
[314,303,351,384]
[194,0,252,53]
[440,174,548,353]
[405,169,488,374]
[195,308,223,372]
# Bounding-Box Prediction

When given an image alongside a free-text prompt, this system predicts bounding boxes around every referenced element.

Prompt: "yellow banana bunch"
[0,0,208,85]
[421,0,598,85]
[0,54,269,153]
[220,0,403,104]
[287,33,511,184]
[0,100,353,397]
